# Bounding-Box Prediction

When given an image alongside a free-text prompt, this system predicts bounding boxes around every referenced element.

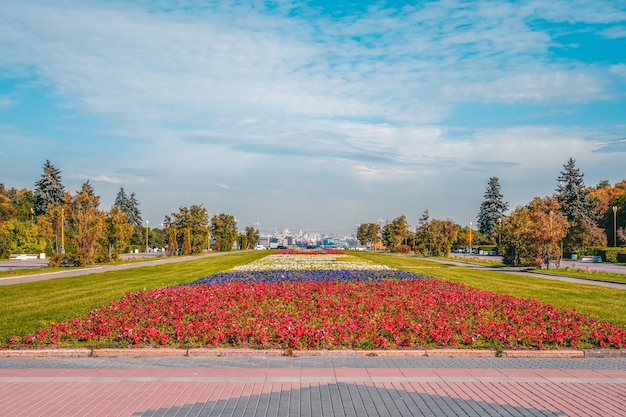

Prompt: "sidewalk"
[1,355,625,416]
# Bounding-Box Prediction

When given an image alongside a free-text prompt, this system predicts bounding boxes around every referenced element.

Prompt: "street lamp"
[145,220,149,252]
[614,206,618,247]
[61,208,65,255]
[469,222,472,254]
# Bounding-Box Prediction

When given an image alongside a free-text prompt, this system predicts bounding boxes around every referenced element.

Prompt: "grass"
[352,251,626,329]
[534,268,626,284]
[0,251,267,347]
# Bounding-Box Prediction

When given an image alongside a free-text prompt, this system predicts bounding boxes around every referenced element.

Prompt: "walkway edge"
[1,347,624,358]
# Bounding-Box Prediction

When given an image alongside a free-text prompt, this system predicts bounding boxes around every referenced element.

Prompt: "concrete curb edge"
[0,348,624,359]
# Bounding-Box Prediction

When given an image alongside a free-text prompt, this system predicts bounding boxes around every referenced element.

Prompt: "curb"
[1,348,624,358]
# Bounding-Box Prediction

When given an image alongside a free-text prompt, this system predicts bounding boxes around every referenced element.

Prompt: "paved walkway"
[1,356,624,416]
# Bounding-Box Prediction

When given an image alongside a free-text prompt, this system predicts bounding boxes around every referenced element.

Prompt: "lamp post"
[469,222,472,254]
[145,220,149,252]
[614,206,618,247]
[61,208,65,255]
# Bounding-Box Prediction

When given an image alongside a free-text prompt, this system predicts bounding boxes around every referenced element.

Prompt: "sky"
[1,0,625,236]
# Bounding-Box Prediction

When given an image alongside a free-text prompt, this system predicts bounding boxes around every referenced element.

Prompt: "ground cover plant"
[10,251,626,350]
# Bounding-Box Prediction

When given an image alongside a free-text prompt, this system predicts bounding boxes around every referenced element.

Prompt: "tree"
[239,226,259,250]
[102,205,134,261]
[501,197,568,268]
[477,177,508,238]
[165,204,209,254]
[356,222,381,249]
[556,158,601,252]
[33,160,65,216]
[426,219,459,256]
[114,188,142,226]
[382,215,409,252]
[64,181,106,265]
[414,210,430,254]
[211,213,238,252]
[0,220,46,259]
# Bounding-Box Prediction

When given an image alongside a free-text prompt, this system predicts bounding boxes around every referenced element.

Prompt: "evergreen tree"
[114,187,142,226]
[33,160,65,216]
[555,158,597,225]
[555,158,602,252]
[477,177,508,236]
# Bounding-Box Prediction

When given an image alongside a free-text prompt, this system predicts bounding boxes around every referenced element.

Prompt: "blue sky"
[1,0,625,235]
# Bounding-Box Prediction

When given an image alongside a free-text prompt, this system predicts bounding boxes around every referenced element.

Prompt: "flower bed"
[10,254,626,350]
[231,253,390,271]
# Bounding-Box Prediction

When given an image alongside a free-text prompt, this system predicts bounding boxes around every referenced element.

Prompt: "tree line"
[357,158,626,268]
[0,160,259,265]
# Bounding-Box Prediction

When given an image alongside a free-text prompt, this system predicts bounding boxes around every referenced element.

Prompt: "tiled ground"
[1,357,624,416]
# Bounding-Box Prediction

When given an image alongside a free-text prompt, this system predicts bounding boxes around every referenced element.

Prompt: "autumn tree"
[382,215,409,252]
[211,213,238,252]
[102,205,135,261]
[477,177,508,239]
[556,158,603,252]
[33,160,65,216]
[501,197,568,268]
[591,180,626,247]
[64,181,106,265]
[357,222,381,249]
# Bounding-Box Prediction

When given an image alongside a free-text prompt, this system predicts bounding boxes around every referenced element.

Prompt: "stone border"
[0,348,624,358]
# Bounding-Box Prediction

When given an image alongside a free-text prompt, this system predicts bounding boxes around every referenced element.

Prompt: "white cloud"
[610,64,626,77]
[1,0,624,231]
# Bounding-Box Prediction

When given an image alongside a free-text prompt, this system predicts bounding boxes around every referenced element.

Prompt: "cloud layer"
[1,0,625,233]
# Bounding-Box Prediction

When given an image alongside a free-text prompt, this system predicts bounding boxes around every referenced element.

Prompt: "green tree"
[114,187,143,226]
[0,220,46,259]
[211,213,238,252]
[426,219,459,256]
[356,222,381,249]
[414,210,430,254]
[33,160,65,216]
[477,177,508,238]
[382,215,409,252]
[165,204,209,254]
[556,158,602,252]
[239,226,259,250]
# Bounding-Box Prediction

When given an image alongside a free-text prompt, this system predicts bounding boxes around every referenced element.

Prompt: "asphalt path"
[0,251,236,286]
[435,254,626,290]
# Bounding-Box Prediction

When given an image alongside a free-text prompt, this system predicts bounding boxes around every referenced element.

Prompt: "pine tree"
[114,187,142,226]
[33,160,65,216]
[555,158,596,225]
[477,177,508,236]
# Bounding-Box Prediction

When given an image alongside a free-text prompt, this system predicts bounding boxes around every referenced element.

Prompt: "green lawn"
[0,251,267,346]
[352,251,626,328]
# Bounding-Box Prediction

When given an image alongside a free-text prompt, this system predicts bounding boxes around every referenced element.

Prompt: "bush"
[587,247,626,263]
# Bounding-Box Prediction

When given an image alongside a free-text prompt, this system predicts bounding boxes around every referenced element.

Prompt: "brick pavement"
[1,356,625,416]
